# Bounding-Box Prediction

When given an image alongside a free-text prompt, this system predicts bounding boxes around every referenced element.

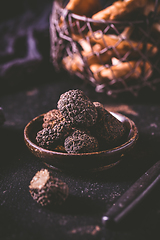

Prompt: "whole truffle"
[64,129,99,153]
[36,120,71,149]
[43,109,64,129]
[29,169,69,206]
[90,102,126,149]
[57,89,98,127]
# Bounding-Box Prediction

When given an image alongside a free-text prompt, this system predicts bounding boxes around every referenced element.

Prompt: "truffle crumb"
[57,89,98,127]
[53,145,67,152]
[29,169,69,206]
[64,129,99,153]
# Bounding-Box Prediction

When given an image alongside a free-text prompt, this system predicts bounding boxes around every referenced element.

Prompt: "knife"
[102,160,160,227]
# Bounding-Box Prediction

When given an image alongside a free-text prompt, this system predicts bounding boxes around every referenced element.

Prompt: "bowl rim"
[24,111,139,157]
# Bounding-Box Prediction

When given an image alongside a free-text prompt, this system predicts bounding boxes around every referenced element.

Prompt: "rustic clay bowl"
[24,112,138,172]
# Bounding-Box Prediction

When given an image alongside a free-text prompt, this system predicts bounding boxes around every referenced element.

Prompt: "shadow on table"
[45,194,105,216]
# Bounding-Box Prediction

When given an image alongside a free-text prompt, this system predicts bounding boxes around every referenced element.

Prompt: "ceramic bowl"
[24,111,138,172]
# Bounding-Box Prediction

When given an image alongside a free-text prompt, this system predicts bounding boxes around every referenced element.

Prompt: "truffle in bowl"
[24,111,138,172]
[24,89,138,172]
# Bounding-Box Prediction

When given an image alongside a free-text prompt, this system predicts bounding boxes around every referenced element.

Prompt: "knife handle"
[102,160,160,227]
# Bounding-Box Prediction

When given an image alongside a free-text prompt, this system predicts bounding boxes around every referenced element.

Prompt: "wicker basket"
[50,0,160,97]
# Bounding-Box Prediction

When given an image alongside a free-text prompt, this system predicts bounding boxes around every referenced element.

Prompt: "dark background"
[0,1,160,240]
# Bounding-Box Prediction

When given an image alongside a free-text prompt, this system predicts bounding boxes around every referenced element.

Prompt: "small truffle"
[57,89,98,127]
[64,129,99,153]
[90,102,126,149]
[29,169,69,206]
[43,109,64,129]
[36,120,72,149]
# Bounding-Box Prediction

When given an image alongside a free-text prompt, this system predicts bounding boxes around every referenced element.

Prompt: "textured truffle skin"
[36,120,71,149]
[29,169,69,206]
[64,129,99,153]
[90,102,126,149]
[57,89,98,127]
[43,109,64,129]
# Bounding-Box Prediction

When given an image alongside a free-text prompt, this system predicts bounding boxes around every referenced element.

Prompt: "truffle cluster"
[29,169,69,206]
[35,89,126,153]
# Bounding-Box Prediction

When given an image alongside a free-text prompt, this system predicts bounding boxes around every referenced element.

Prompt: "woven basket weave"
[50,0,160,97]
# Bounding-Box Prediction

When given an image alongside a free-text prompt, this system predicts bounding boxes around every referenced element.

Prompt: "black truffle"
[36,120,71,149]
[57,89,98,127]
[64,129,99,153]
[29,169,69,206]
[42,109,64,129]
[90,102,126,149]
